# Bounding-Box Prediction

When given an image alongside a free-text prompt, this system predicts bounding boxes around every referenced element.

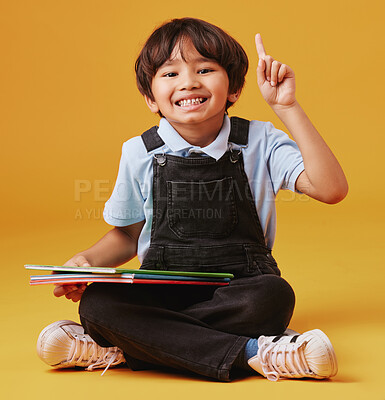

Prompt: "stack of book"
[25,265,234,286]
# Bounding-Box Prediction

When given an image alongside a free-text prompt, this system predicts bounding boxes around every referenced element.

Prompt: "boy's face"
[145,40,238,135]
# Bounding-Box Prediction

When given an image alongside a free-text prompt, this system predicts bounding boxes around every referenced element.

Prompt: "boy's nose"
[178,71,201,91]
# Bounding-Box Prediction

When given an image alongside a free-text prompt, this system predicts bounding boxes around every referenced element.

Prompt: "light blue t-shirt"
[103,115,304,263]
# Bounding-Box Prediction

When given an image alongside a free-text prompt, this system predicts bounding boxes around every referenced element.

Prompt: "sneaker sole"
[37,320,81,367]
[303,329,338,378]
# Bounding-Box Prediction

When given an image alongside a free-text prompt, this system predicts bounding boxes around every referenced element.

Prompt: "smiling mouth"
[176,98,207,107]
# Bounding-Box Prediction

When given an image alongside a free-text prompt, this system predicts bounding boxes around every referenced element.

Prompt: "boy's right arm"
[53,220,145,302]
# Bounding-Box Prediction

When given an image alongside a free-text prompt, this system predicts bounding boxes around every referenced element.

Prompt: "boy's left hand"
[255,34,296,110]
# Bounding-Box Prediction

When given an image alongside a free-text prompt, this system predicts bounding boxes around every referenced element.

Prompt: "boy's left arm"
[255,34,348,204]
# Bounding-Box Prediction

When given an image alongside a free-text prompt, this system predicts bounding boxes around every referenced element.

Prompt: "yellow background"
[1,0,384,399]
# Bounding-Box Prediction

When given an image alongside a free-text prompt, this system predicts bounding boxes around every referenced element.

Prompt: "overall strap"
[141,126,165,152]
[229,116,250,146]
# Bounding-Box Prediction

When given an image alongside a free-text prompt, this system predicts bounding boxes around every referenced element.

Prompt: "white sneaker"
[37,320,125,375]
[248,329,338,381]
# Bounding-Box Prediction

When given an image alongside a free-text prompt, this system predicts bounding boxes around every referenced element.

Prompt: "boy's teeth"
[178,98,204,107]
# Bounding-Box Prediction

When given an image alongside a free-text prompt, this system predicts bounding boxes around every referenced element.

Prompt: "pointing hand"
[255,34,296,109]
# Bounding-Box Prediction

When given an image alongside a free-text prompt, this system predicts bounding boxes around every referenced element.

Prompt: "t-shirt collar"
[157,115,231,161]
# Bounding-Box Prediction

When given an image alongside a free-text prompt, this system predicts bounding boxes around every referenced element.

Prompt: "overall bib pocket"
[167,177,238,238]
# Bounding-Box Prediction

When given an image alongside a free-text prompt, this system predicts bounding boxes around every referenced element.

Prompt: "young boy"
[37,18,348,382]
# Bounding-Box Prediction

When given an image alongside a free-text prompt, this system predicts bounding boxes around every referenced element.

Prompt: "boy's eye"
[163,72,177,77]
[198,69,213,74]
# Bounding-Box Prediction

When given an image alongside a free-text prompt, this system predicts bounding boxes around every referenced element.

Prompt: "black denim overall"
[79,117,295,381]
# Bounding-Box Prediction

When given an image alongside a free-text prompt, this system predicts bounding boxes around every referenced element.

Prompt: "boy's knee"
[264,274,295,305]
[258,275,295,334]
[258,274,295,313]
[79,283,114,320]
[239,274,295,305]
[233,274,295,336]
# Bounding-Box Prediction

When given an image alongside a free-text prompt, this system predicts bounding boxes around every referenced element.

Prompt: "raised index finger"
[255,33,266,59]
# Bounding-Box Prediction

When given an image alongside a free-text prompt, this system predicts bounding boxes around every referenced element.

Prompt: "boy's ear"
[227,92,240,103]
[144,95,160,114]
